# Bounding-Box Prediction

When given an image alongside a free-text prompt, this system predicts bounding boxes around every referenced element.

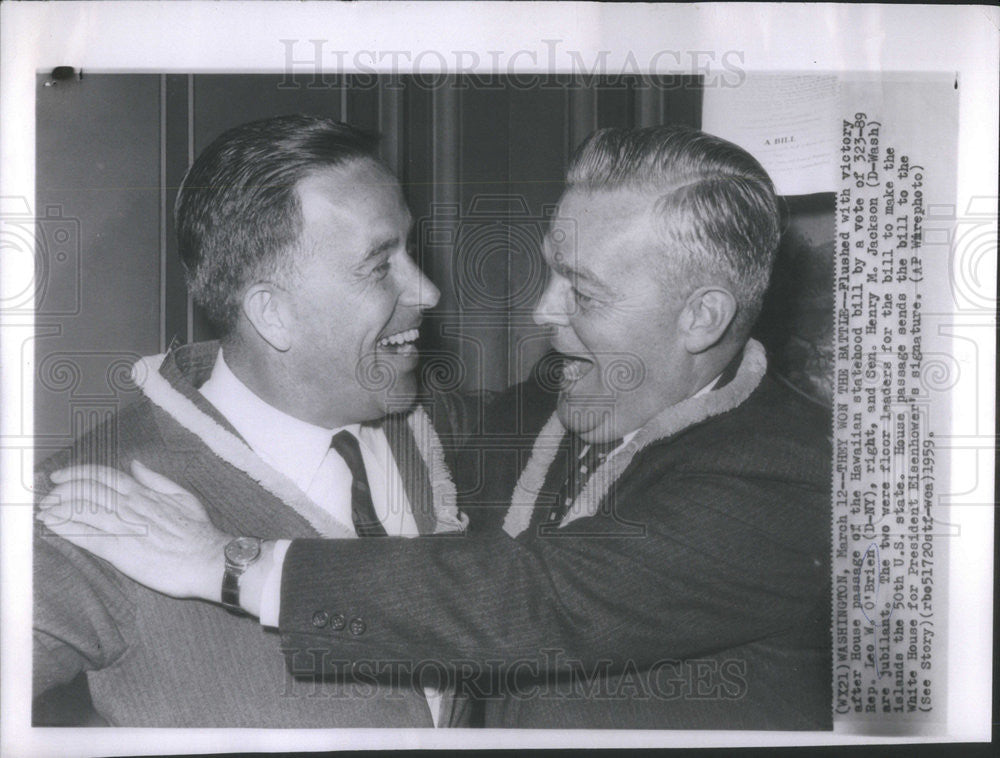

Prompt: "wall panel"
[34,74,160,448]
[507,81,570,387]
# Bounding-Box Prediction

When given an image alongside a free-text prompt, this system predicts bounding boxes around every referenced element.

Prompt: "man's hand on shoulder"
[37,461,233,605]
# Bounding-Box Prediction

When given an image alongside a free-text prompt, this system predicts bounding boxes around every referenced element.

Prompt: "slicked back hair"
[566,125,781,337]
[175,115,382,334]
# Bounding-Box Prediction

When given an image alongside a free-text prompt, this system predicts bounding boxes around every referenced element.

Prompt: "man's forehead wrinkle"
[556,188,656,264]
[564,182,692,225]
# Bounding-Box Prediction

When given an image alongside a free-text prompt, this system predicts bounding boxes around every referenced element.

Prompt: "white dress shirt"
[198,350,444,725]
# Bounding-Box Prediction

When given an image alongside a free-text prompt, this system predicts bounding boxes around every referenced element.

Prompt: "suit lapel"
[528,432,575,534]
[136,345,356,539]
[157,341,247,443]
[382,413,437,536]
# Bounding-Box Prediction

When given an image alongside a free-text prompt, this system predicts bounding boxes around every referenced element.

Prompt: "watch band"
[221,568,242,612]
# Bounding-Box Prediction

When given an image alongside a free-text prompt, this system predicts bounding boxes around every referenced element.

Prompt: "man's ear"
[242,283,292,352]
[680,285,737,353]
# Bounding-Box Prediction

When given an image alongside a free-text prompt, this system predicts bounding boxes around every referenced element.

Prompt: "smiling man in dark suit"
[41,125,833,730]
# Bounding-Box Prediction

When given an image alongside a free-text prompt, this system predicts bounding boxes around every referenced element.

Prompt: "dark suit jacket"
[278,346,833,730]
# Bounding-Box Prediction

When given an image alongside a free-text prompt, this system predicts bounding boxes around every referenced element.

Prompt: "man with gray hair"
[42,125,833,729]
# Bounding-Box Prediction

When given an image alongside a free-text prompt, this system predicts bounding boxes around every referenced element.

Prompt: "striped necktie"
[330,430,387,537]
[548,436,622,526]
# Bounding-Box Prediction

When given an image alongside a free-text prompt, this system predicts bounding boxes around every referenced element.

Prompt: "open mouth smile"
[376,327,420,355]
[559,353,595,385]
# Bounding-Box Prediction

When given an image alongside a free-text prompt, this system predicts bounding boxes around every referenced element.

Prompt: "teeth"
[377,328,420,347]
[561,358,592,382]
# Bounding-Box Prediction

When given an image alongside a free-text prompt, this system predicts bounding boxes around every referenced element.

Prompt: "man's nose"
[532,275,570,327]
[400,256,441,311]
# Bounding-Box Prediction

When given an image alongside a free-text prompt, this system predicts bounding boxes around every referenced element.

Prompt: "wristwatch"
[221,536,262,614]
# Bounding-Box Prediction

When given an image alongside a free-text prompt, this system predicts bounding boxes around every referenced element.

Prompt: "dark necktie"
[330,430,387,537]
[548,436,622,526]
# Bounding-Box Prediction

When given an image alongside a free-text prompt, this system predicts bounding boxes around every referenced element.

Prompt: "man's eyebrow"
[552,258,617,298]
[361,237,399,263]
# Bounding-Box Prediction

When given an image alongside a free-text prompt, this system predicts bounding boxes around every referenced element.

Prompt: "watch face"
[224,537,261,566]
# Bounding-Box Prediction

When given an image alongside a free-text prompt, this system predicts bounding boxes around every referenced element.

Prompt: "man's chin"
[556,394,611,439]
[379,370,420,414]
[354,354,421,417]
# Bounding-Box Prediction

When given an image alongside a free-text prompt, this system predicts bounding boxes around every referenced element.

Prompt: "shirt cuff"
[259,539,292,628]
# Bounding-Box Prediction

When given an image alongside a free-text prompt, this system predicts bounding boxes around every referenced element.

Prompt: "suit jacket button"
[330,613,346,631]
[311,611,330,628]
[349,618,366,636]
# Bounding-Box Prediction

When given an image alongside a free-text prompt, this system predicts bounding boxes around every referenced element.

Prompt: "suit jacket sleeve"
[278,393,830,676]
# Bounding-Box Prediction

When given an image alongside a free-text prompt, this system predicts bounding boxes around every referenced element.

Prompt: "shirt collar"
[692,371,723,399]
[197,349,358,493]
